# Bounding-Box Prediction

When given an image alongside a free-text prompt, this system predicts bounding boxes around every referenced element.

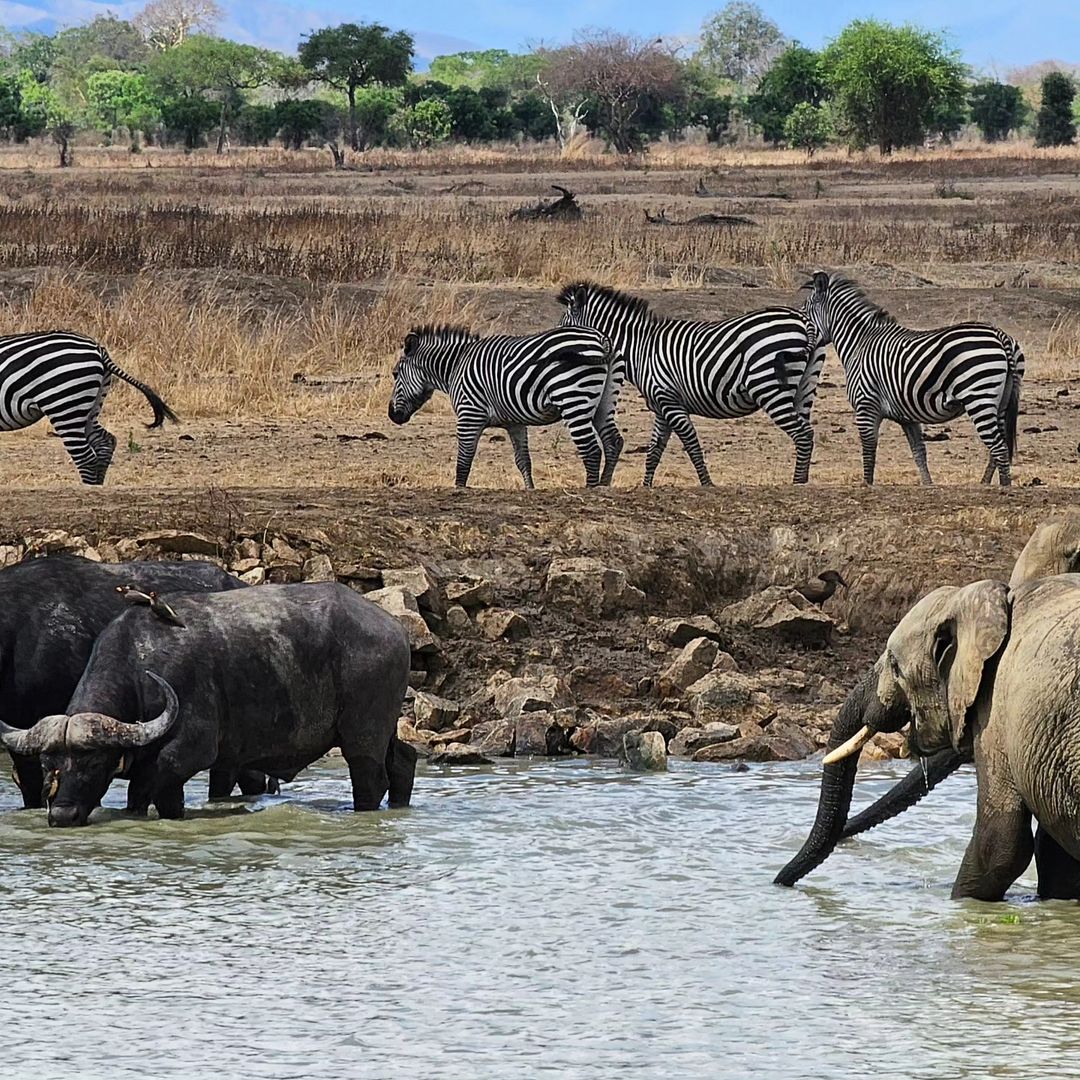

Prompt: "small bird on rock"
[794,570,848,606]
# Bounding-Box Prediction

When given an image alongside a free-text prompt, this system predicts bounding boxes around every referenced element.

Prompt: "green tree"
[821,20,968,154]
[404,97,451,146]
[0,75,22,137]
[298,23,413,151]
[745,44,826,144]
[353,85,402,149]
[967,81,1023,142]
[273,98,338,149]
[509,93,556,141]
[160,93,218,148]
[86,70,161,145]
[1035,71,1076,147]
[234,102,278,145]
[697,2,785,88]
[784,101,831,155]
[17,71,77,165]
[427,49,514,89]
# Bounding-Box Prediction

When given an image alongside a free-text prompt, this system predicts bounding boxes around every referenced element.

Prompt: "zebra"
[387,324,625,488]
[0,331,176,484]
[800,272,1024,486]
[557,282,824,486]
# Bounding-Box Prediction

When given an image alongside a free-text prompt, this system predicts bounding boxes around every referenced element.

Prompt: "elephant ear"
[944,580,1010,744]
[1009,512,1080,589]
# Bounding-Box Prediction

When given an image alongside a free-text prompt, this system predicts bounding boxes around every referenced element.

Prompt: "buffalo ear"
[946,580,1009,745]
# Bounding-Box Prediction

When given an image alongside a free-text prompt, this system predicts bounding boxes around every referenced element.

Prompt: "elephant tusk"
[823,725,873,766]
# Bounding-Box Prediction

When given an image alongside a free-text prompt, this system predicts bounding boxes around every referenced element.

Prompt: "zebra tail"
[103,352,179,428]
[1004,344,1023,462]
[594,335,622,421]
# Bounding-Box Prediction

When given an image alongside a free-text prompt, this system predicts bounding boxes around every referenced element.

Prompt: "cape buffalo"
[0,554,272,810]
[0,582,416,826]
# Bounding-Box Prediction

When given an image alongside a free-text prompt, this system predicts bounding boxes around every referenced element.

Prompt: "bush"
[1035,72,1076,148]
[969,81,1027,142]
[784,101,831,155]
[405,98,452,146]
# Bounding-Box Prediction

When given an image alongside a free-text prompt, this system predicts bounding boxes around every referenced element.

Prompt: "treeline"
[0,0,1077,166]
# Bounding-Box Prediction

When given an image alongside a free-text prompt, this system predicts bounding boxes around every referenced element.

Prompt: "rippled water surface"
[3,756,1080,1079]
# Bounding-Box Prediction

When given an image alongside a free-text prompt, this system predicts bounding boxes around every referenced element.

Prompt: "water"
[2,756,1079,1079]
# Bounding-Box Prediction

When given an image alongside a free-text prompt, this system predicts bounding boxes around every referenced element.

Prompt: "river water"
[2,756,1079,1079]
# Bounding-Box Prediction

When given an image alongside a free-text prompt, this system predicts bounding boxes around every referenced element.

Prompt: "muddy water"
[2,758,1079,1079]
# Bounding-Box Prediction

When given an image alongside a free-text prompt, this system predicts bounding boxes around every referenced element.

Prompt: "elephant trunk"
[774,666,879,887]
[840,749,962,838]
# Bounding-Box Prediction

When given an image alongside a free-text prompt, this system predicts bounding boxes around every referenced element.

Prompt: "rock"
[396,718,431,756]
[639,716,678,744]
[239,566,266,586]
[544,557,645,618]
[712,651,739,673]
[234,538,260,563]
[382,565,445,617]
[412,691,461,732]
[429,743,493,766]
[657,636,719,695]
[338,565,382,587]
[622,731,667,772]
[302,554,336,583]
[860,731,908,762]
[718,586,834,646]
[693,723,816,763]
[515,712,571,756]
[133,530,219,557]
[364,586,438,654]
[26,529,89,555]
[669,721,740,757]
[266,563,303,584]
[268,536,301,566]
[231,557,261,574]
[476,608,530,641]
[570,725,596,753]
[684,671,777,728]
[647,615,725,648]
[0,544,22,568]
[446,579,493,609]
[491,675,568,719]
[591,715,647,757]
[471,718,516,756]
[445,605,471,632]
[407,670,427,689]
[428,727,473,745]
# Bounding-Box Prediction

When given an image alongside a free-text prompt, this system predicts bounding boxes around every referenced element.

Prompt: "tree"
[968,82,1027,142]
[745,44,826,144]
[1035,71,1076,147]
[234,103,278,145]
[273,98,339,149]
[86,70,161,145]
[17,72,76,165]
[821,20,968,154]
[54,16,149,72]
[352,86,401,149]
[427,50,515,89]
[298,23,413,151]
[698,2,785,88]
[784,101,830,155]
[134,0,222,51]
[538,32,684,153]
[160,93,218,148]
[404,98,451,146]
[509,93,556,141]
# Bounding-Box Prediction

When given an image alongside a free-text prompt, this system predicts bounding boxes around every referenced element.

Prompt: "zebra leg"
[506,425,535,490]
[454,415,485,488]
[595,415,624,486]
[901,423,933,485]
[756,394,814,484]
[562,415,603,487]
[854,407,883,486]
[53,423,101,485]
[660,405,713,487]
[89,424,117,484]
[643,415,672,488]
[965,402,1012,487]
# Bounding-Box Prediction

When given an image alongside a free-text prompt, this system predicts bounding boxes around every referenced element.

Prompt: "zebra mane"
[406,324,482,343]
[829,276,897,326]
[556,282,655,321]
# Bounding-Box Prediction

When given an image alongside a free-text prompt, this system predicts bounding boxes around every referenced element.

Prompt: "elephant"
[776,509,1080,898]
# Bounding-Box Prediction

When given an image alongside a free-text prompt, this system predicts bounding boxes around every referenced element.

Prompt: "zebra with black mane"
[388,324,625,488]
[556,282,823,486]
[800,272,1024,486]
[0,330,176,484]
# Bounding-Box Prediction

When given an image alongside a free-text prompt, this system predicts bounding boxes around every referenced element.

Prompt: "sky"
[0,0,1076,72]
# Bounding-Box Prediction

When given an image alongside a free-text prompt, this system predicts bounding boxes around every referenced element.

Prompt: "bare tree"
[698,2,785,88]
[539,32,683,153]
[134,0,223,51]
[534,52,590,149]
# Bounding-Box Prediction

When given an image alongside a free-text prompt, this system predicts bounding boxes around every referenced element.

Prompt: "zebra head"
[388,331,439,425]
[556,283,649,356]
[799,271,835,346]
[557,282,593,328]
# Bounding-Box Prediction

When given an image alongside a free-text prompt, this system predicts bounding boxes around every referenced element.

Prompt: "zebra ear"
[403,332,418,354]
[572,285,587,306]
[812,271,830,295]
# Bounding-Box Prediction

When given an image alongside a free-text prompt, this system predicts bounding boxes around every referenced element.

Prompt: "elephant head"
[775,579,1009,887]
[1009,511,1080,589]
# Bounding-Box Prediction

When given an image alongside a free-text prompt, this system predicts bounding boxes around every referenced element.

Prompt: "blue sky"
[1,0,1076,72]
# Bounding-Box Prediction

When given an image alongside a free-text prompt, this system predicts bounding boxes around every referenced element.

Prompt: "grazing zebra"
[557,282,823,486]
[0,331,176,484]
[800,272,1024,486]
[387,324,625,488]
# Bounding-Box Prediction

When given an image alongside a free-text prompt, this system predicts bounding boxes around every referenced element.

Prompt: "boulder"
[476,608,530,641]
[446,579,494,609]
[491,675,569,719]
[133,529,219,557]
[364,586,438,654]
[445,605,471,632]
[669,721,739,758]
[231,557,261,574]
[396,718,431,756]
[647,615,725,648]
[860,731,908,762]
[544,557,645,619]
[428,727,473,745]
[233,538,260,563]
[684,671,777,728]
[267,536,302,566]
[590,715,647,757]
[239,566,266,586]
[470,718,516,756]
[656,636,718,695]
[429,743,493,766]
[718,586,834,646]
[412,691,461,732]
[515,712,572,756]
[382,565,445,618]
[693,722,816,763]
[302,554,336,583]
[0,544,23,568]
[622,731,667,772]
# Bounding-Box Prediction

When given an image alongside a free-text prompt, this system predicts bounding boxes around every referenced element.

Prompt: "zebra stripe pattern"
[0,331,176,484]
[557,282,822,485]
[388,324,625,488]
[800,272,1024,486]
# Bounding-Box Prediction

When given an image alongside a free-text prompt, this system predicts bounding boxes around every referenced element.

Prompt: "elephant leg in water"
[1034,827,1080,901]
